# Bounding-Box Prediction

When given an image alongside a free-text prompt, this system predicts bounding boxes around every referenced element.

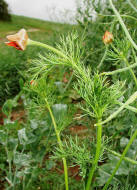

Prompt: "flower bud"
[102,31,113,44]
[6,29,28,50]
[30,80,37,86]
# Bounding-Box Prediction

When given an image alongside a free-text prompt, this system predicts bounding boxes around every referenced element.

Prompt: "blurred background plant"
[0,0,11,21]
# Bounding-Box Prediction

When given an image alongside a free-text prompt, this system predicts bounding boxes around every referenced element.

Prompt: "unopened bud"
[102,31,113,44]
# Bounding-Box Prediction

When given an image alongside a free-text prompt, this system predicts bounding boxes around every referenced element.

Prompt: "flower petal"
[5,41,22,50]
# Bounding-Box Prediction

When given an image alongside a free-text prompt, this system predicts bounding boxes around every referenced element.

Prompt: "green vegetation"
[0,1,137,189]
[0,15,75,36]
[0,15,77,104]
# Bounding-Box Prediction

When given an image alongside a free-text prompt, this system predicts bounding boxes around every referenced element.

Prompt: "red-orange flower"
[102,31,113,44]
[5,29,28,50]
[30,80,34,85]
[30,80,37,86]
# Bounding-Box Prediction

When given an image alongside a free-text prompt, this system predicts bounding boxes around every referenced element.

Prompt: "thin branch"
[102,62,137,76]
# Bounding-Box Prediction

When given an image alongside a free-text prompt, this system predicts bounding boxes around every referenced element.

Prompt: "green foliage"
[0,0,137,189]
[109,184,137,190]
[0,15,75,105]
[22,25,136,189]
[53,136,93,178]
[75,71,123,119]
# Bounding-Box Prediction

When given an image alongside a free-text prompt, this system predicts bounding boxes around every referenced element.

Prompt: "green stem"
[102,62,137,76]
[103,129,137,190]
[110,43,137,86]
[123,58,137,86]
[45,98,69,190]
[97,45,108,69]
[98,13,137,22]
[132,48,137,62]
[85,122,102,190]
[117,101,137,113]
[109,0,137,51]
[127,0,137,13]
[5,136,12,183]
[13,90,24,103]
[107,149,137,165]
[63,72,74,93]
[28,39,68,59]
[13,146,23,188]
[98,18,116,69]
[97,91,137,126]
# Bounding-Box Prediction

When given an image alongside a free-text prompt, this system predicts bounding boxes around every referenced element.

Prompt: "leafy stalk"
[45,98,69,190]
[109,42,137,86]
[28,39,68,59]
[96,91,137,126]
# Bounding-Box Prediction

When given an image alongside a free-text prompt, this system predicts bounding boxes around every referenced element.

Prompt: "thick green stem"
[103,129,137,190]
[28,39,68,59]
[85,122,102,190]
[45,98,69,190]
[109,0,137,51]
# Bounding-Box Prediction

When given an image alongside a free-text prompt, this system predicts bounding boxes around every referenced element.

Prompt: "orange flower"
[5,29,28,50]
[30,80,37,86]
[102,31,113,44]
[30,80,35,85]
